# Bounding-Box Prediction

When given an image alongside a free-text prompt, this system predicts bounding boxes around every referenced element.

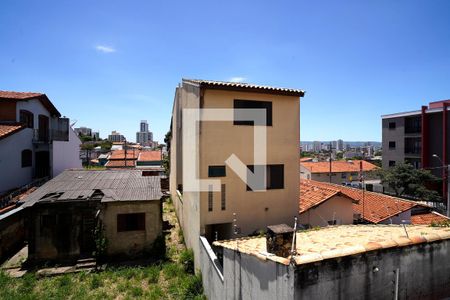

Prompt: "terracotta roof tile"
[0,123,25,140]
[138,151,162,162]
[300,180,344,213]
[105,160,136,168]
[411,212,450,225]
[0,91,44,99]
[213,225,450,266]
[0,90,60,116]
[108,150,140,160]
[301,179,418,223]
[301,160,378,174]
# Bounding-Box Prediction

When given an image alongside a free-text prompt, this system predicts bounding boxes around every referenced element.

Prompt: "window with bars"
[208,185,213,212]
[221,184,226,211]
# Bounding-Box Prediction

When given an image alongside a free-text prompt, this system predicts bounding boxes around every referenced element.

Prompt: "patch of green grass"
[146,285,164,299]
[179,249,195,274]
[130,286,143,297]
[163,262,184,279]
[144,265,160,284]
[90,274,102,289]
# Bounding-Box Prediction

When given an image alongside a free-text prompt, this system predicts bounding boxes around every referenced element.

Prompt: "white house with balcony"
[0,91,82,194]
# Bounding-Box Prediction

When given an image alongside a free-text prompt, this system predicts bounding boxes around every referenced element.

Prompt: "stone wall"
[0,207,25,263]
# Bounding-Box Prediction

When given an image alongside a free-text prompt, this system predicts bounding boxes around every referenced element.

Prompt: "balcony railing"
[32,129,69,144]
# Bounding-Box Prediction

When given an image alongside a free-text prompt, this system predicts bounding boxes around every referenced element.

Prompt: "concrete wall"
[199,236,294,300]
[294,240,450,299]
[0,129,34,194]
[101,200,162,257]
[299,195,354,227]
[170,84,202,267]
[200,236,450,299]
[0,207,25,263]
[52,126,82,176]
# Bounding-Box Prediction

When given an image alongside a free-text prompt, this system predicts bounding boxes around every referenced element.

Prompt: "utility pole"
[360,160,365,222]
[329,142,332,183]
[447,165,450,217]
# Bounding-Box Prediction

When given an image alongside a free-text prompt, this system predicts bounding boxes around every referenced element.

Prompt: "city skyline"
[2,1,450,142]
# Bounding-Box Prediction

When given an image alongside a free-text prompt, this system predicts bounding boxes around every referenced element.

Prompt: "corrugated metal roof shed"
[21,170,163,207]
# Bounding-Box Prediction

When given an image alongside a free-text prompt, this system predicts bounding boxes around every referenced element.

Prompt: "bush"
[179,249,194,274]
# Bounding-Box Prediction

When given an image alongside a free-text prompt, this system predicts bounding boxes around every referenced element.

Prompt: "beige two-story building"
[169,79,304,263]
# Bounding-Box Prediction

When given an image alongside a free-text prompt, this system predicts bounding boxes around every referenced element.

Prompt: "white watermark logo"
[182,108,267,192]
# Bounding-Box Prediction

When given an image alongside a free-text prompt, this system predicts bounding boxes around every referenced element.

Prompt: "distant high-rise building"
[337,139,344,152]
[313,141,321,153]
[74,127,92,137]
[108,130,125,142]
[140,120,149,132]
[136,120,153,146]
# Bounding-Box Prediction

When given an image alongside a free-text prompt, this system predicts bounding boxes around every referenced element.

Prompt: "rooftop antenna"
[402,223,409,238]
[290,216,298,264]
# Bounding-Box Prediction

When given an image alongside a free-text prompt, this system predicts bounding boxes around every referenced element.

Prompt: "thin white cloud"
[229,77,246,83]
[95,45,116,53]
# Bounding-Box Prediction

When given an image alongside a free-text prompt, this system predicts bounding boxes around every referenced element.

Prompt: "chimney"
[266,224,294,257]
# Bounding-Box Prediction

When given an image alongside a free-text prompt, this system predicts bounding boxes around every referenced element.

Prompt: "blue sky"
[1,0,450,142]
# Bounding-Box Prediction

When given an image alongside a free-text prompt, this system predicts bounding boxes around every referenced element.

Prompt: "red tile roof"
[138,151,162,162]
[411,212,450,225]
[302,179,419,223]
[300,180,355,213]
[301,160,378,174]
[0,123,25,140]
[105,160,136,168]
[0,91,44,100]
[109,150,140,160]
[0,90,61,116]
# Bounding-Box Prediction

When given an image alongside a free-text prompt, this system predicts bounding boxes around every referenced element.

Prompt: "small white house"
[0,91,82,194]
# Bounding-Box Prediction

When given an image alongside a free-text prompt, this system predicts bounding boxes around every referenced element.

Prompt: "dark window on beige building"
[388,122,396,130]
[208,166,226,177]
[20,110,34,128]
[247,164,284,191]
[234,99,272,126]
[21,149,32,167]
[117,213,145,232]
[208,185,213,212]
[389,141,396,149]
[389,160,396,167]
[221,184,226,210]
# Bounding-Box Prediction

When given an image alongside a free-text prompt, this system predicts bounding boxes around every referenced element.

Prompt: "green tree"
[377,163,441,202]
